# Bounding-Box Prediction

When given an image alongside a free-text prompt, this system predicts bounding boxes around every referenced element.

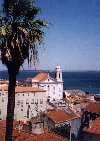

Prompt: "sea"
[0,70,100,94]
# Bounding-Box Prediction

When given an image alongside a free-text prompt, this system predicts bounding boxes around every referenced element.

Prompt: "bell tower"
[55,65,62,82]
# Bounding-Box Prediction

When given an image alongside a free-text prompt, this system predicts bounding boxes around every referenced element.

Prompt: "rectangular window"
[35,99,38,104]
[53,87,55,94]
[26,99,29,104]
[40,99,43,104]
[2,99,4,102]
[31,99,34,104]
[21,109,23,111]
[17,100,20,105]
[48,85,50,91]
[21,100,23,104]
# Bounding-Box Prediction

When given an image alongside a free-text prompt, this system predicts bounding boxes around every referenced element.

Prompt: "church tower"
[55,65,62,82]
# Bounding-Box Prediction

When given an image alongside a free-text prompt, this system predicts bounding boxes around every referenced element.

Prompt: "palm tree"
[0,0,47,141]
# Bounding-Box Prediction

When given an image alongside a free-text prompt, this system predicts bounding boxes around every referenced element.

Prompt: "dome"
[55,65,61,70]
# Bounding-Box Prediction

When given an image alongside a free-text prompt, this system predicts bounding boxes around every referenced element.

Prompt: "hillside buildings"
[25,65,63,102]
[44,108,81,136]
[0,120,68,141]
[0,65,99,140]
[80,102,100,141]
[0,86,47,121]
[82,117,100,141]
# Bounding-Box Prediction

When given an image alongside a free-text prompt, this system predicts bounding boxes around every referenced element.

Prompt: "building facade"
[26,66,63,101]
[0,86,47,121]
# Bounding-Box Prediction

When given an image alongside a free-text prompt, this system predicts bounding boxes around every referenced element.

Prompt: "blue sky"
[0,0,100,70]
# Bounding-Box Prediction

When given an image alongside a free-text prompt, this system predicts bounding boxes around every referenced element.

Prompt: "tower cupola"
[55,65,62,82]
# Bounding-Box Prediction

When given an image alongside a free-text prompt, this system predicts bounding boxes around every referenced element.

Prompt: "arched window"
[59,73,60,78]
[53,87,55,95]
[48,85,50,91]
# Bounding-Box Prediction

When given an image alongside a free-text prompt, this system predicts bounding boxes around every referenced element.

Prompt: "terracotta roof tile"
[23,132,68,141]
[0,80,9,85]
[16,87,46,93]
[32,73,48,81]
[65,95,88,104]
[0,86,46,92]
[86,102,100,113]
[45,109,78,123]
[0,86,8,91]
[83,118,100,135]
[0,121,68,141]
[65,89,84,94]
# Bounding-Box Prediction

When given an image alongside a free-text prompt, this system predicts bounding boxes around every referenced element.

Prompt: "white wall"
[71,117,81,136]
[14,91,47,121]
[38,78,63,101]
[0,89,47,121]
[0,90,8,119]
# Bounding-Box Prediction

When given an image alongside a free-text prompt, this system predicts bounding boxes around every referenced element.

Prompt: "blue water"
[0,70,100,94]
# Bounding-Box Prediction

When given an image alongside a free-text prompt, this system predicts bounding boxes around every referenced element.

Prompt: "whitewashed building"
[44,108,81,136]
[64,90,85,98]
[0,86,47,121]
[26,66,63,101]
[0,86,8,120]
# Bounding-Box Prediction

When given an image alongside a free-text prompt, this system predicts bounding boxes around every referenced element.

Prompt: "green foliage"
[0,0,47,72]
[51,124,70,139]
[51,124,78,141]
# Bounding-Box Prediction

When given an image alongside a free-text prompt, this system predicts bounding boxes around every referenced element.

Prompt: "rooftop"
[0,120,68,141]
[45,109,78,123]
[0,86,46,92]
[83,118,100,135]
[0,80,9,85]
[65,94,89,104]
[65,89,84,94]
[27,73,49,82]
[85,102,100,113]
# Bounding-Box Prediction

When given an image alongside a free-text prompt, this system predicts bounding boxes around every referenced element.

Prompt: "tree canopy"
[0,0,48,72]
[0,1,47,141]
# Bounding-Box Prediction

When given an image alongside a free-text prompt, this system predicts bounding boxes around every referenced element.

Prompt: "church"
[26,66,63,102]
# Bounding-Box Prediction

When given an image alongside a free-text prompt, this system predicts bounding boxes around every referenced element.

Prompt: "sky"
[0,0,100,71]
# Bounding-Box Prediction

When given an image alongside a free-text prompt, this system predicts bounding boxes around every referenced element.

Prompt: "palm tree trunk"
[5,69,17,141]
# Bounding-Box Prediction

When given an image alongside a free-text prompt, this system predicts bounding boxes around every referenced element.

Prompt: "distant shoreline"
[0,70,100,73]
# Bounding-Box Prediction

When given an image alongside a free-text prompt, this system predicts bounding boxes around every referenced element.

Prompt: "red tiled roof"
[23,132,68,141]
[16,87,46,93]
[65,95,88,104]
[0,120,68,141]
[0,86,8,91]
[26,77,33,82]
[65,89,84,93]
[85,102,100,113]
[45,109,78,123]
[0,80,9,85]
[0,86,46,92]
[83,118,100,135]
[0,120,22,129]
[32,73,48,81]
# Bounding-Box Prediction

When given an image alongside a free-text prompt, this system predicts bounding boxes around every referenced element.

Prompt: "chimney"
[44,128,49,133]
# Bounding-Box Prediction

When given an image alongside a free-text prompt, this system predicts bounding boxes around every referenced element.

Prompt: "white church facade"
[26,66,63,102]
